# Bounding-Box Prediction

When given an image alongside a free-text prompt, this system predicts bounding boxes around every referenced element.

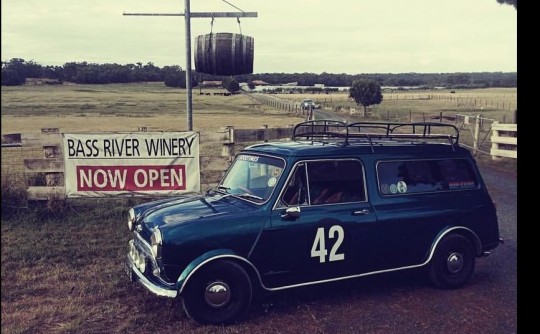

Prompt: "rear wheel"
[181,260,252,325]
[428,234,475,289]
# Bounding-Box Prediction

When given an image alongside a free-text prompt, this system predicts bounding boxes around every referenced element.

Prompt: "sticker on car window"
[268,177,277,187]
[380,183,390,194]
[389,184,398,194]
[238,155,259,162]
[448,180,476,189]
[397,181,408,193]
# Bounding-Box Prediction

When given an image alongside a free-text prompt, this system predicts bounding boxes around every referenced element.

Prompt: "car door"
[249,159,378,289]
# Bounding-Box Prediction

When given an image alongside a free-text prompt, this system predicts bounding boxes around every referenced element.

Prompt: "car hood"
[137,193,257,233]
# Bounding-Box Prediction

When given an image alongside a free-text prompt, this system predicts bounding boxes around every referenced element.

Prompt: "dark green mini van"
[125,120,502,325]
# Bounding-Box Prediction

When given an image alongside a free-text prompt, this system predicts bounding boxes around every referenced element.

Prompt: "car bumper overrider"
[125,240,177,298]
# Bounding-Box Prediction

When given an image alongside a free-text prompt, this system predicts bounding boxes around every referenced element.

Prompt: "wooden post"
[490,121,501,161]
[473,115,480,154]
[221,126,235,160]
[42,129,61,189]
[24,128,66,202]
[260,125,269,142]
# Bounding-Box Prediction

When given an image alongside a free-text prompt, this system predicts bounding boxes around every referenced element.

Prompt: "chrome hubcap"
[204,281,231,308]
[446,252,464,274]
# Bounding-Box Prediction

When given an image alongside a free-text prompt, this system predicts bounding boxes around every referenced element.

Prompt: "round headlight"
[129,242,136,259]
[133,251,140,268]
[138,255,146,273]
[150,228,163,259]
[127,208,136,231]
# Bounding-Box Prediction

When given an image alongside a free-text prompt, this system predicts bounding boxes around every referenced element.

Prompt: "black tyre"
[181,260,252,325]
[428,234,476,289]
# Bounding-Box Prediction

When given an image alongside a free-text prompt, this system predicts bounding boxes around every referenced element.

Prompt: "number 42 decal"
[311,225,345,263]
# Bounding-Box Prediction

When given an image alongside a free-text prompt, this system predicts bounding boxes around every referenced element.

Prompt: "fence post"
[491,121,500,161]
[221,126,235,161]
[24,128,66,203]
[260,125,269,142]
[41,128,62,188]
[473,114,480,154]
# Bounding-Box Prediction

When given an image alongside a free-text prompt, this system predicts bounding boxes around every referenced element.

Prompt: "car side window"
[281,160,366,206]
[377,158,479,195]
[306,160,366,205]
[281,163,308,206]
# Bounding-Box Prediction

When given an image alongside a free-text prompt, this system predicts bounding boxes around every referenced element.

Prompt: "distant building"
[250,80,269,86]
[201,81,222,87]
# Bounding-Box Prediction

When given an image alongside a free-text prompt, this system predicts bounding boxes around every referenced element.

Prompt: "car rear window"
[376,158,478,195]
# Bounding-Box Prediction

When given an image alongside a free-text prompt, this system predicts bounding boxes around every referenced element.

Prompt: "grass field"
[1,83,517,334]
[0,83,306,134]
[1,84,516,134]
[276,87,517,124]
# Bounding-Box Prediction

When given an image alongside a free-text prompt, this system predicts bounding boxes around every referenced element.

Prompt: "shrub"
[1,175,27,217]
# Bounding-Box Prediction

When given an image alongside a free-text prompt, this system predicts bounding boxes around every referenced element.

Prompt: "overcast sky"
[1,0,517,74]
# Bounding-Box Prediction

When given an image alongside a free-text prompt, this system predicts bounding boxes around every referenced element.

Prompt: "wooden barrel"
[194,33,254,76]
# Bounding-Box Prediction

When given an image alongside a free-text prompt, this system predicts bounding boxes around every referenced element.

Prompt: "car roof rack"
[292,120,460,152]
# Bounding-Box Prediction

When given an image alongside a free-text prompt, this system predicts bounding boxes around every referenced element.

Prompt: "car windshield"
[218,154,285,203]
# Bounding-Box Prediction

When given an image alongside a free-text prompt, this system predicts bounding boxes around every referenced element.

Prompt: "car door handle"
[352,209,370,216]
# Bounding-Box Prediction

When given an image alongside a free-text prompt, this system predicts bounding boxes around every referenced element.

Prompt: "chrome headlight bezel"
[150,228,163,259]
[127,208,136,231]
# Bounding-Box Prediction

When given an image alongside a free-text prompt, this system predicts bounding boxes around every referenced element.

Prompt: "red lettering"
[76,165,186,191]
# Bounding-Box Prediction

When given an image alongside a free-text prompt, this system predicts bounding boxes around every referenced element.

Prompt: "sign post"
[123,2,257,131]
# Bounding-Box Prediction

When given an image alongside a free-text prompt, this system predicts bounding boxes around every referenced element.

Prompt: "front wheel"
[428,234,475,289]
[181,260,253,325]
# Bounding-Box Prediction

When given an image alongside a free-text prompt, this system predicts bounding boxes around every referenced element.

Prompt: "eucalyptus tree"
[349,78,383,117]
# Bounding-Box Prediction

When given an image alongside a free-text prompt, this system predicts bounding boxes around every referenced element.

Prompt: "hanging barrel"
[194,32,254,76]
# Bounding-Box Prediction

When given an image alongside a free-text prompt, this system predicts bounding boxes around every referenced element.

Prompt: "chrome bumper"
[124,256,177,298]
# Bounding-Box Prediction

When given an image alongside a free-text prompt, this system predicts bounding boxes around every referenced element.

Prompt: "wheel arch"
[428,226,483,263]
[176,250,263,295]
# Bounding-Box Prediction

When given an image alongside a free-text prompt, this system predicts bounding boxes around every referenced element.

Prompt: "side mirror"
[281,206,301,220]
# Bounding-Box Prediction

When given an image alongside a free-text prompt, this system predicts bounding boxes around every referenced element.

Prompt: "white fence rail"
[490,122,517,159]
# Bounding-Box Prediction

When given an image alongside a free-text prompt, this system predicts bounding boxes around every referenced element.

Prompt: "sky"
[1,0,517,74]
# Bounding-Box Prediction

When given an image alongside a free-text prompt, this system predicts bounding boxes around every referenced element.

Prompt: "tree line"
[1,58,516,89]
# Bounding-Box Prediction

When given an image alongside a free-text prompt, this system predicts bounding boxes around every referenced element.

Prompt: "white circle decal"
[396,181,408,193]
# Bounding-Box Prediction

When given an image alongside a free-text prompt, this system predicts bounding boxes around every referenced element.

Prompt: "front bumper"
[124,255,177,298]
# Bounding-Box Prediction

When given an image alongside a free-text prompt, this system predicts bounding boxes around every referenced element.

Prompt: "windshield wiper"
[237,193,264,201]
[216,185,230,193]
